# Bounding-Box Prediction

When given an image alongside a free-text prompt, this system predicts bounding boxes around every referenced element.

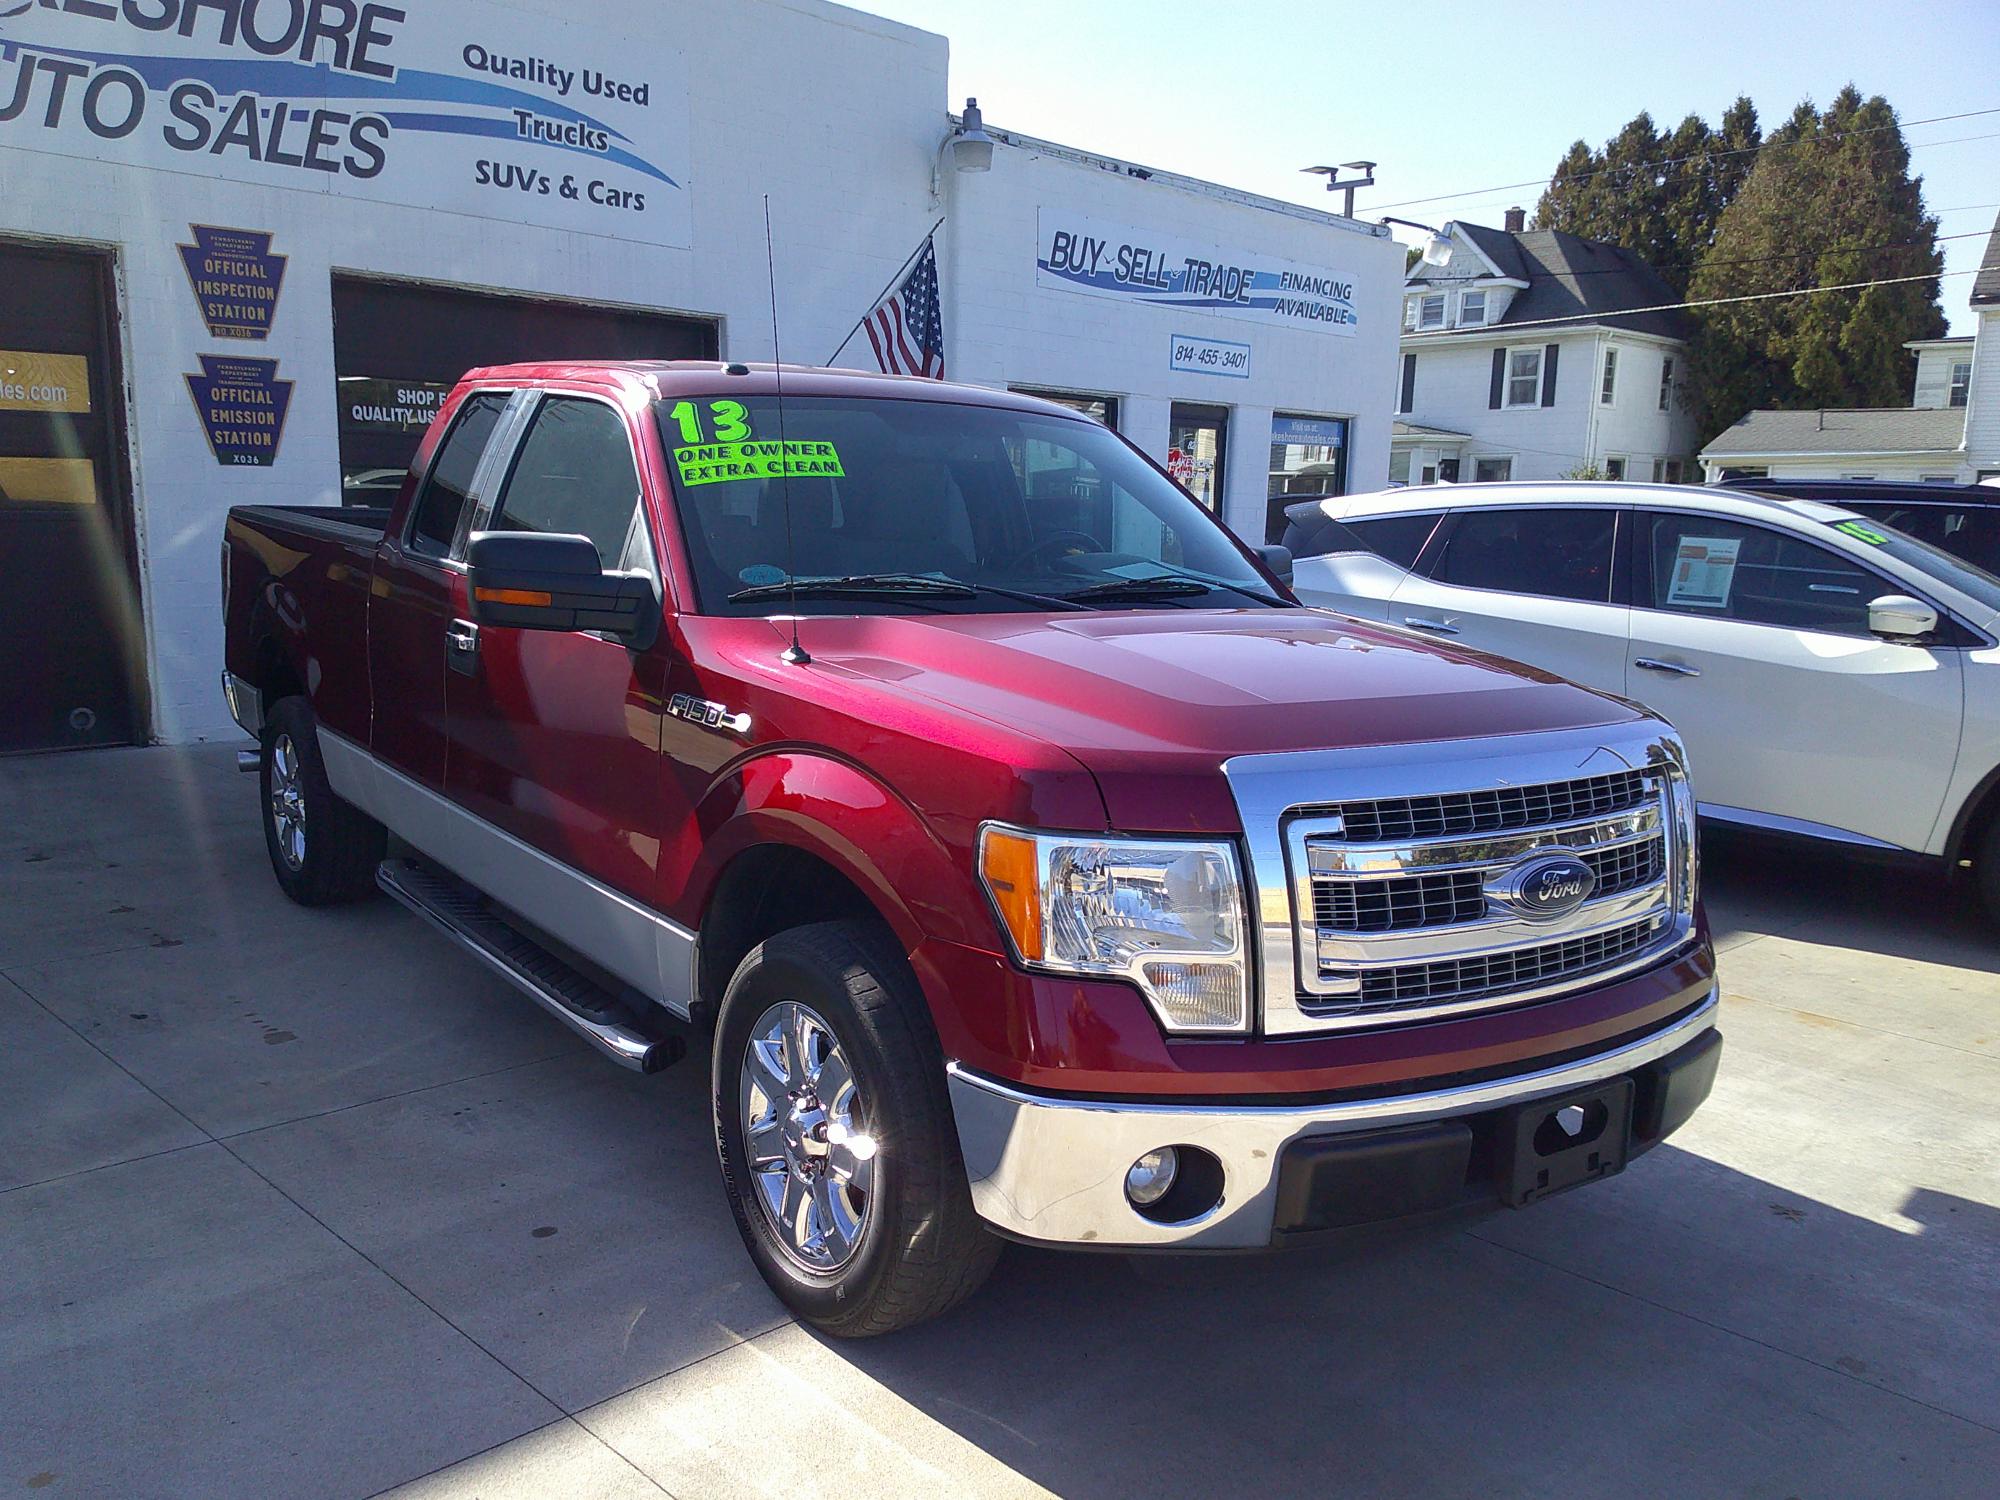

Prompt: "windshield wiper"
[1063,572,1285,607]
[728,572,978,603]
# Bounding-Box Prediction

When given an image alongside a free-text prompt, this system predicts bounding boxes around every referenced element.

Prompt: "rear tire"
[260,697,386,906]
[712,920,999,1336]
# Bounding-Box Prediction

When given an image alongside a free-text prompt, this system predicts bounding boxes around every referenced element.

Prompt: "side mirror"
[466,532,661,650]
[1867,593,1939,642]
[1256,543,1295,586]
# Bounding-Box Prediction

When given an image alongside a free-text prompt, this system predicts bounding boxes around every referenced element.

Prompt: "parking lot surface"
[3,745,1996,1499]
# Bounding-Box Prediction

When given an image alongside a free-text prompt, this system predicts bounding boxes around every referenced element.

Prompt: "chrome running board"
[377,857,686,1074]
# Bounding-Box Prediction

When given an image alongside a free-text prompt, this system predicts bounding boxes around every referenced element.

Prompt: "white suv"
[1285,482,2000,915]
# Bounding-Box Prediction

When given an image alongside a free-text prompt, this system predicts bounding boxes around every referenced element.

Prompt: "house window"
[1418,293,1446,330]
[1404,299,1419,332]
[1600,348,1618,405]
[1473,456,1513,482]
[1389,450,1413,484]
[1459,290,1486,327]
[1605,456,1627,480]
[1651,458,1685,484]
[1950,362,1972,408]
[1506,347,1542,407]
[1659,356,1675,412]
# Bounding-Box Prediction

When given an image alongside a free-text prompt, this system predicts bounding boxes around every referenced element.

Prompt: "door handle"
[446,618,480,676]
[1403,616,1459,636]
[1633,657,1700,678]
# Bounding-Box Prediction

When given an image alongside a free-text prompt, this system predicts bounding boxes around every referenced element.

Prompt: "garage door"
[0,243,143,752]
[332,277,717,504]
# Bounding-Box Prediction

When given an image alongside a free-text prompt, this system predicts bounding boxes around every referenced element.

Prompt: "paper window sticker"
[1666,535,1742,609]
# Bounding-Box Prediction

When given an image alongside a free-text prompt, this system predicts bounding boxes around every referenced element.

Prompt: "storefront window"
[1168,402,1229,515]
[1009,388,1119,428]
[1265,413,1350,542]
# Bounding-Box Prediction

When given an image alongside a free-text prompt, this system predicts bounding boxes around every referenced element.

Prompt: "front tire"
[259,697,385,906]
[1977,817,2000,928]
[712,920,998,1336]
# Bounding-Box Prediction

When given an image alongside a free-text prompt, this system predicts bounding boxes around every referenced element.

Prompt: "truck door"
[444,390,671,913]
[367,389,513,785]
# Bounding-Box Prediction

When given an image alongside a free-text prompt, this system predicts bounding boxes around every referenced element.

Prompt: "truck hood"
[798,608,1645,832]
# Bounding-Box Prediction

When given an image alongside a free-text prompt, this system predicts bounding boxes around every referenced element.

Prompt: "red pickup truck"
[222,362,1720,1334]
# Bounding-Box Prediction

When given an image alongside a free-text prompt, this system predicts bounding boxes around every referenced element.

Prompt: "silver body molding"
[222,671,262,738]
[949,988,1718,1249]
[316,728,698,1016]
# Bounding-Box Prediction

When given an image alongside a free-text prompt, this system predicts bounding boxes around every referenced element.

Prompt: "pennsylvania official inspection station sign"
[0,0,691,247]
[1036,210,1360,336]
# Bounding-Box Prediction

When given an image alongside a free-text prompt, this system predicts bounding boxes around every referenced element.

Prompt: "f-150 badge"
[668,692,751,736]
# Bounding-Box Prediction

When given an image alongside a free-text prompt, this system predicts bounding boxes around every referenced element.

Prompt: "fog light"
[1125,1147,1179,1207]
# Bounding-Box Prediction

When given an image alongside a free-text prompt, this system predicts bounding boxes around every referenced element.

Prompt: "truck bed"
[228,504,392,543]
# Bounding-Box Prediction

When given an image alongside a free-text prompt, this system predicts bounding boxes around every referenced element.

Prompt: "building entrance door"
[0,243,141,752]
[1168,402,1229,514]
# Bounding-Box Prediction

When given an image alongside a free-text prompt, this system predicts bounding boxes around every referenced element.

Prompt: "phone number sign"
[1170,333,1251,379]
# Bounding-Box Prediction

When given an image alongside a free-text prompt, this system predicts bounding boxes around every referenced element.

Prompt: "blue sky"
[858,0,1999,335]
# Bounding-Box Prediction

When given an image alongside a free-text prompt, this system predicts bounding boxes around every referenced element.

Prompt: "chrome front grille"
[1337,917,1662,1011]
[1320,767,1651,843]
[1314,869,1486,933]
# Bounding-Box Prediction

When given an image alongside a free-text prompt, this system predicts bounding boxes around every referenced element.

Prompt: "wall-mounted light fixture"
[932,97,995,202]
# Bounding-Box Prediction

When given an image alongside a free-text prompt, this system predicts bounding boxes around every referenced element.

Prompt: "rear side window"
[408,392,507,557]
[1641,514,1879,634]
[1850,503,2000,577]
[488,397,649,571]
[1430,507,1617,603]
[1347,513,1441,568]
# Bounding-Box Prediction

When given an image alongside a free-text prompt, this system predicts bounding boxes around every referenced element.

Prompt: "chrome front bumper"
[947,989,1718,1249]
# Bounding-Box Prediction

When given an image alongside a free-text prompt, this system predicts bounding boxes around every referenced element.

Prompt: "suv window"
[488,396,650,571]
[1430,507,1617,603]
[1848,502,2000,577]
[1642,514,1880,634]
[407,391,507,557]
[1346,513,1441,568]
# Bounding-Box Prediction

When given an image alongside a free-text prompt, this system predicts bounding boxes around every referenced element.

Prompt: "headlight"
[977,823,1251,1033]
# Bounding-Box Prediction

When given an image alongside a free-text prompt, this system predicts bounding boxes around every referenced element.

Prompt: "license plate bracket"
[1499,1078,1634,1207]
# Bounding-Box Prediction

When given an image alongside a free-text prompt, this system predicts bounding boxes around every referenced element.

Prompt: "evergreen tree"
[1686,87,1946,442]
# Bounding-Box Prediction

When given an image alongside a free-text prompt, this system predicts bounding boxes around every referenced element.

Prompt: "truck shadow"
[1701,825,1997,970]
[820,1153,2000,1497]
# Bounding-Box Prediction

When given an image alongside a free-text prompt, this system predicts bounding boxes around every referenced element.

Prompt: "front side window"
[1506,348,1542,407]
[1950,362,1972,408]
[488,396,650,572]
[1459,290,1486,326]
[659,395,1279,616]
[1430,506,1617,602]
[407,391,507,557]
[1600,348,1618,405]
[1418,294,1446,330]
[1642,514,1885,635]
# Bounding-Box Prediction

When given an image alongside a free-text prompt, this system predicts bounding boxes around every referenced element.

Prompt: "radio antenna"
[764,195,810,666]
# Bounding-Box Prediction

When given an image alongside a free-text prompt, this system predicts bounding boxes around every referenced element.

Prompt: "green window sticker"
[675,439,845,487]
[1835,519,1889,546]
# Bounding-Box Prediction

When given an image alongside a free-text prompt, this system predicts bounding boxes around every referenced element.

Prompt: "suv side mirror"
[1866,593,1940,642]
[466,532,661,650]
[1256,544,1294,586]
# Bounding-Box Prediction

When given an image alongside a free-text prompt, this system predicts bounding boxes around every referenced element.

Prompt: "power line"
[1403,268,1975,339]
[1366,105,2000,214]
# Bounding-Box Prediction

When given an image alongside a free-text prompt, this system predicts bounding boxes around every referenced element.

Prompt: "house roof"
[1391,420,1472,441]
[1700,406,1968,458]
[1407,224,1694,340]
[1973,209,2000,305]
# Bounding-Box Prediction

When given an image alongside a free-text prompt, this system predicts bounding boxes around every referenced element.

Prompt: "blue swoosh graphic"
[381,112,676,187]
[0,25,680,188]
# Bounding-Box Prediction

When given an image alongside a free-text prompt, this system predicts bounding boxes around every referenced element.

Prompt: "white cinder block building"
[1392,211,1699,487]
[0,0,1400,751]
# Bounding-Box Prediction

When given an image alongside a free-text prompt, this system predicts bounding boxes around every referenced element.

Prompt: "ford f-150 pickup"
[222,361,1720,1335]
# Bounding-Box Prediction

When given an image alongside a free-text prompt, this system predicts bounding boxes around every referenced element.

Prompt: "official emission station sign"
[185,355,293,467]
[177,226,287,339]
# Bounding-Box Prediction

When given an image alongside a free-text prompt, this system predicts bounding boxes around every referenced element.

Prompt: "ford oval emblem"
[1488,852,1597,922]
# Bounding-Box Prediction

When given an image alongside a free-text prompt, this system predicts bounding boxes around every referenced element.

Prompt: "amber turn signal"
[475,587,553,607]
[978,827,1043,962]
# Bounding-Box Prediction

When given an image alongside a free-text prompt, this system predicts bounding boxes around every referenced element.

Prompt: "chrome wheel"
[268,732,307,871]
[739,1000,876,1272]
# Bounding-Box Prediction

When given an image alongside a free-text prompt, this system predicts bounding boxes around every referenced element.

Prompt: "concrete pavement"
[2,746,1995,1498]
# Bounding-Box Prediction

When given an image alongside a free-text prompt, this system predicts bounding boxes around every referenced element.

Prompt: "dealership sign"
[1037,210,1359,335]
[0,1,690,247]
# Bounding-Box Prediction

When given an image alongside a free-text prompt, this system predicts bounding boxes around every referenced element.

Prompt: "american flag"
[861,236,946,378]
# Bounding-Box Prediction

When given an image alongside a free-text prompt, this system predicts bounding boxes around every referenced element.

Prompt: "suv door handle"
[1634,657,1700,677]
[446,618,480,676]
[1403,616,1459,636]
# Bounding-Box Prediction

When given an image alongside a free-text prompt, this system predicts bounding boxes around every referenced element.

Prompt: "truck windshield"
[655,395,1284,615]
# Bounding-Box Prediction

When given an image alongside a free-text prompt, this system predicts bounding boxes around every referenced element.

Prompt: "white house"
[1700,211,2000,484]
[1393,209,1699,485]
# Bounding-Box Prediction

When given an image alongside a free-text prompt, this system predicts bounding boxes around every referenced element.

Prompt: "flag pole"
[824,218,946,366]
